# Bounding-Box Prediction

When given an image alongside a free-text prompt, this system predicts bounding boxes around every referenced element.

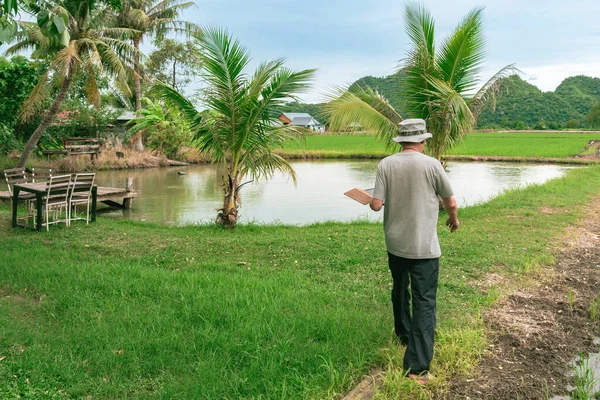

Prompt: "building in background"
[278,112,324,132]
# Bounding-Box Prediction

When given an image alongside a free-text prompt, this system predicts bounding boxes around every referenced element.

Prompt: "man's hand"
[441,196,459,232]
[445,217,459,232]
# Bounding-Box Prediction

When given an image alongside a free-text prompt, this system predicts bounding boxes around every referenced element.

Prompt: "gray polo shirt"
[373,152,454,259]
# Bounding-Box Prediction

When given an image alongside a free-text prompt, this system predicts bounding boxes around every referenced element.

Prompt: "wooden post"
[123,177,133,209]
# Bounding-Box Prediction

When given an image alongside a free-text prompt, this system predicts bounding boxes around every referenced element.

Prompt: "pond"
[86,160,575,226]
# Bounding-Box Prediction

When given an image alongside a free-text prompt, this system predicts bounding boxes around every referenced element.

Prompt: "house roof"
[281,112,321,126]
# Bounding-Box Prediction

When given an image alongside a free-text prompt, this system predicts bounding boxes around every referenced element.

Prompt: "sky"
[3,0,599,103]
[178,0,600,103]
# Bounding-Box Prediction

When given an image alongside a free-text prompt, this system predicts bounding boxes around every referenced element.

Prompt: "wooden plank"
[65,145,100,150]
[41,150,67,154]
[65,137,99,143]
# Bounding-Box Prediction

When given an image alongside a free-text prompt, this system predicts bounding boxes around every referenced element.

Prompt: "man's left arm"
[370,198,383,211]
[371,162,386,212]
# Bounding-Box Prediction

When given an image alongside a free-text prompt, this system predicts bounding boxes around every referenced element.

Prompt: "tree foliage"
[116,0,200,152]
[146,38,202,92]
[0,56,44,130]
[6,0,137,167]
[584,104,600,129]
[127,97,191,157]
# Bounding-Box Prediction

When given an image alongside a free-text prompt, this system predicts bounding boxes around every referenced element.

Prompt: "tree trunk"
[132,36,144,153]
[217,172,240,227]
[172,58,177,90]
[17,72,74,168]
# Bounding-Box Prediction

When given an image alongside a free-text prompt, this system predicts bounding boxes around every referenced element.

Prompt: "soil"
[448,196,600,399]
[577,140,600,161]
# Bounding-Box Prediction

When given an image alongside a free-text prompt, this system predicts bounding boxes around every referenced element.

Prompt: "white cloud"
[516,62,600,92]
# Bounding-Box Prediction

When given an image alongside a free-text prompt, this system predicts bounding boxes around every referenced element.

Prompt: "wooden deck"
[1,185,140,210]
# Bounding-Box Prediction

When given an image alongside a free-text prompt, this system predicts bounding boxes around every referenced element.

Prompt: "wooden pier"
[1,178,140,210]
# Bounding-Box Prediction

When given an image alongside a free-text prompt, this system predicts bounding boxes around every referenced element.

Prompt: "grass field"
[277,132,600,159]
[2,166,600,398]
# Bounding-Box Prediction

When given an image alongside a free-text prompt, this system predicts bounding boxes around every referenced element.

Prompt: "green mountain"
[476,75,577,128]
[283,73,600,129]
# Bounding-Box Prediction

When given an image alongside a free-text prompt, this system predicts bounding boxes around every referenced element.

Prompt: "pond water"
[83,160,575,226]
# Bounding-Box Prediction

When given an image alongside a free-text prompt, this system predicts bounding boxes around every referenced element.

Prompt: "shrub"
[0,123,20,155]
[565,119,581,129]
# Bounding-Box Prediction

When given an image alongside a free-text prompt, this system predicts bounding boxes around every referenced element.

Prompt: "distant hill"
[282,73,600,129]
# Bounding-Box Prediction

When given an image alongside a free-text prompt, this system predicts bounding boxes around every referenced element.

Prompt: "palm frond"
[19,70,51,121]
[423,75,474,159]
[469,64,518,118]
[150,80,202,131]
[83,61,101,108]
[325,84,402,146]
[404,3,435,57]
[436,7,485,94]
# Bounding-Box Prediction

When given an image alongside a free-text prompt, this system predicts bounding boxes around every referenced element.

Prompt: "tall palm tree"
[326,4,516,161]
[6,0,136,168]
[154,28,315,227]
[117,0,199,152]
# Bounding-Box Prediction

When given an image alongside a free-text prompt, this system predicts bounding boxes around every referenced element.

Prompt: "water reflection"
[85,160,575,226]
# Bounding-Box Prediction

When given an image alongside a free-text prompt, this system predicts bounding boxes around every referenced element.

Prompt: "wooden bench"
[65,138,101,159]
[40,138,101,160]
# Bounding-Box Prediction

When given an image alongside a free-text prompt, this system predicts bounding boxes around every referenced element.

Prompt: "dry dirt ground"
[344,198,600,400]
[449,199,600,399]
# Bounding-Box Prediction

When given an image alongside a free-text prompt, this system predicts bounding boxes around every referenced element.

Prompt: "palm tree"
[154,28,315,227]
[326,4,516,161]
[117,0,199,152]
[6,0,136,168]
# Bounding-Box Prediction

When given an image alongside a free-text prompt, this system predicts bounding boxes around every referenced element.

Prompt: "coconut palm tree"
[153,28,315,227]
[6,0,136,168]
[326,4,516,161]
[116,0,199,152]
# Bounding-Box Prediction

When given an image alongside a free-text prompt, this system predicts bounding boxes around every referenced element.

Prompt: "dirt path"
[449,198,600,399]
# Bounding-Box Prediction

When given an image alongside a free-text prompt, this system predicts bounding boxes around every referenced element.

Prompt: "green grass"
[2,166,600,398]
[277,132,600,159]
[571,354,600,399]
[447,133,600,158]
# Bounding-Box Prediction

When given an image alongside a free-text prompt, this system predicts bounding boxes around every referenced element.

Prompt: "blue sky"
[180,0,600,102]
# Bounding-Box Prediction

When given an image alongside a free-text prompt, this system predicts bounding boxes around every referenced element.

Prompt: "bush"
[547,121,562,130]
[565,119,581,129]
[0,123,20,155]
[513,121,527,130]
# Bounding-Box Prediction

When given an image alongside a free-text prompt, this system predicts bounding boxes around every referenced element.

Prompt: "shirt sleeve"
[433,162,454,198]
[372,161,386,200]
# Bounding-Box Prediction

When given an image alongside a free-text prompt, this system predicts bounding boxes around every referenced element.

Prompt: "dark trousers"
[388,252,439,375]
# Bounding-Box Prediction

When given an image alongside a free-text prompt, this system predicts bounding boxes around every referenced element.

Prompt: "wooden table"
[12,182,97,231]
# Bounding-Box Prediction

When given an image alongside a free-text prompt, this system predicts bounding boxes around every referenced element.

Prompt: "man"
[370,118,459,384]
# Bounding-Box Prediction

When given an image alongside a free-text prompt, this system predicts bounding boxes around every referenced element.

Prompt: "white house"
[278,112,324,132]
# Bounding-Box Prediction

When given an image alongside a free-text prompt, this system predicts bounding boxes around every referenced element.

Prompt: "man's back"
[373,152,453,259]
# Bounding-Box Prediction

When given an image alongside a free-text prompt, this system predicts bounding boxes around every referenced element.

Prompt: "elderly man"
[370,118,459,384]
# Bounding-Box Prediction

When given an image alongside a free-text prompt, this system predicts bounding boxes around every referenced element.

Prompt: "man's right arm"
[441,196,459,232]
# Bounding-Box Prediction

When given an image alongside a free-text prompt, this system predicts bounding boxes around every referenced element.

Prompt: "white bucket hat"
[392,118,433,143]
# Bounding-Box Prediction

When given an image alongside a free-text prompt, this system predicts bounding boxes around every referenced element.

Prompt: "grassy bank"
[276,132,600,160]
[2,166,600,398]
